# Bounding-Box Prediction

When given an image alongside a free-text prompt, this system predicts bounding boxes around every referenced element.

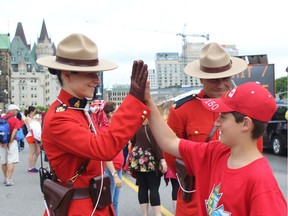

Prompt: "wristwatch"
[112,171,118,177]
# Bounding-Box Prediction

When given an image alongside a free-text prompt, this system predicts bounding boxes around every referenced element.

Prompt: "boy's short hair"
[201,82,277,123]
[232,112,267,139]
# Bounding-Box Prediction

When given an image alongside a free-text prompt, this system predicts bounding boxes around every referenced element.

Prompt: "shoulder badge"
[55,104,68,112]
[174,94,197,109]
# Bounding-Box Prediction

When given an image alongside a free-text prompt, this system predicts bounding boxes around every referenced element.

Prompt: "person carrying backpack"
[0,104,21,186]
[16,112,25,152]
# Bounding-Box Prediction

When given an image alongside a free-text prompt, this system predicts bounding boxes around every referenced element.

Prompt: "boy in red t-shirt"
[145,82,287,215]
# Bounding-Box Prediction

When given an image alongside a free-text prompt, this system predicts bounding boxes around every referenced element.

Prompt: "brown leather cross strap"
[66,159,90,185]
[205,126,217,142]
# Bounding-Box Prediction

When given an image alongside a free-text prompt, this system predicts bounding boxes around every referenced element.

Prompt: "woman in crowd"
[103,102,124,216]
[24,105,41,173]
[128,119,167,216]
[157,100,180,213]
[16,112,25,152]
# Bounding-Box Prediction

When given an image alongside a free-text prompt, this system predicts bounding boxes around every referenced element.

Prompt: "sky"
[0,0,287,88]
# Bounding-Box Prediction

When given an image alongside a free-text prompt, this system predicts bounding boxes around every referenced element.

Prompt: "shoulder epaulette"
[55,104,68,113]
[173,94,197,109]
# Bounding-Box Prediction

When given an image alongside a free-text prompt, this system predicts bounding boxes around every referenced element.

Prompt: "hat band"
[200,61,232,73]
[56,56,99,67]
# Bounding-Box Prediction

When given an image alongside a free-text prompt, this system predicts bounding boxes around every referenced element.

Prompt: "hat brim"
[37,56,118,72]
[184,57,247,79]
[201,97,234,113]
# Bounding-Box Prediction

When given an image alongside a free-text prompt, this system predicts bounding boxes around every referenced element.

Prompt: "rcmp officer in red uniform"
[164,42,263,215]
[37,33,149,216]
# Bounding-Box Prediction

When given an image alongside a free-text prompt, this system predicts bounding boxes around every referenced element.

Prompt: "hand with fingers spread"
[129,60,148,102]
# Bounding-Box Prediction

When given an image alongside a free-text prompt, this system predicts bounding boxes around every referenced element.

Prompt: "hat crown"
[184,42,247,79]
[57,33,98,60]
[36,33,117,72]
[223,82,277,122]
[200,43,230,68]
[8,104,20,111]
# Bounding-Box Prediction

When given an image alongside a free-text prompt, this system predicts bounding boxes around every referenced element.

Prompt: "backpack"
[22,124,28,137]
[0,116,12,144]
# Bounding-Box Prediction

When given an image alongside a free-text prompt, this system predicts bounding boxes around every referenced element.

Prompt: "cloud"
[1,0,287,87]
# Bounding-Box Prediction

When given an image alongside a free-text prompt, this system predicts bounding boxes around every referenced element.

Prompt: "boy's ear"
[243,116,253,131]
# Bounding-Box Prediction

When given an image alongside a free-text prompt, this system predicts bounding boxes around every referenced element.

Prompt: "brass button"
[143,110,147,115]
[194,130,199,135]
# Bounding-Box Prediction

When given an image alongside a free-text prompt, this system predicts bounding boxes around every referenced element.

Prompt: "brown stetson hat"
[36,33,117,72]
[184,42,247,79]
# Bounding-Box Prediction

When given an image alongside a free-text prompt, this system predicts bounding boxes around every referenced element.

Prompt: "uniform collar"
[198,89,209,98]
[57,89,88,109]
[68,97,87,109]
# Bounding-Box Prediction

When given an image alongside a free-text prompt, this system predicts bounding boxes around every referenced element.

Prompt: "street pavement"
[0,146,286,216]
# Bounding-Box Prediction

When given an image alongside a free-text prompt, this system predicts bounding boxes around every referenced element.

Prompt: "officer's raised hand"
[129,60,148,102]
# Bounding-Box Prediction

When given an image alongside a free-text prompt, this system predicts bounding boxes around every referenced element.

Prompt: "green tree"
[36,106,48,112]
[275,76,288,99]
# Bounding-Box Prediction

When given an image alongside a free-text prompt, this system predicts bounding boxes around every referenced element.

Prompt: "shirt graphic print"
[205,184,231,216]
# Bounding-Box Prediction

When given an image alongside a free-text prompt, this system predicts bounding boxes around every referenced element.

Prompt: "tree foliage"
[275,76,288,98]
[35,106,49,112]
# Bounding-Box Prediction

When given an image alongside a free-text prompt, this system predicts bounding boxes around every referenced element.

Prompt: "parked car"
[263,102,287,156]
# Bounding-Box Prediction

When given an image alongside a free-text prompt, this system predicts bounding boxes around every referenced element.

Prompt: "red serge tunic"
[42,90,149,216]
[166,90,263,216]
[179,139,287,216]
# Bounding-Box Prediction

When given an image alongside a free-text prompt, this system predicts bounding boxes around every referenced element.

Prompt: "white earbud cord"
[176,173,196,193]
[84,110,105,216]
[44,200,50,216]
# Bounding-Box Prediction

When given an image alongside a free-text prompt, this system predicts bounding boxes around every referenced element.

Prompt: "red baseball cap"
[202,82,277,122]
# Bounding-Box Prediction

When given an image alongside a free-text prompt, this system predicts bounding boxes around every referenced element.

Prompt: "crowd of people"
[0,105,45,186]
[0,32,286,216]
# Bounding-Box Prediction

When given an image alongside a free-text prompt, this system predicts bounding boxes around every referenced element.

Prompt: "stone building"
[9,21,59,110]
[0,33,10,112]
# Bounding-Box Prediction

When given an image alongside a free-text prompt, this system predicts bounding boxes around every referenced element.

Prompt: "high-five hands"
[129,60,148,102]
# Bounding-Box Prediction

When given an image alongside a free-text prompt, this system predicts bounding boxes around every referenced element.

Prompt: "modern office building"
[154,43,239,89]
